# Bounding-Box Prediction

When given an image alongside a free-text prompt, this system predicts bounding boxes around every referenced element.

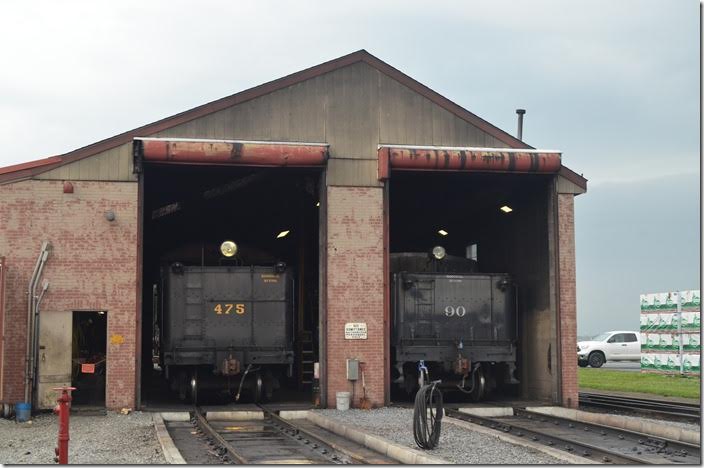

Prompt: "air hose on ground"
[412,380,444,450]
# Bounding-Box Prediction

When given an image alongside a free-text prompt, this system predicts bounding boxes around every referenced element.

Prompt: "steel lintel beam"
[136,138,328,167]
[378,146,562,180]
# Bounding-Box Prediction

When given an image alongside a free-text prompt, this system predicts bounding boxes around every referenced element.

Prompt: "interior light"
[276,230,290,239]
[500,205,513,213]
[316,201,320,207]
[220,240,238,257]
[431,246,447,260]
[438,229,448,236]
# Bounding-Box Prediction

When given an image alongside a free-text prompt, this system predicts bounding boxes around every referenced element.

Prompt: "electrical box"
[346,358,359,381]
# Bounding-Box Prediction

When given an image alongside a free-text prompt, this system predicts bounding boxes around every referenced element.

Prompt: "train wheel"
[469,368,486,402]
[253,374,263,403]
[189,369,198,405]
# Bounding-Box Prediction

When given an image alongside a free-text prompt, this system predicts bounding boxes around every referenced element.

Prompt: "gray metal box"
[346,358,359,381]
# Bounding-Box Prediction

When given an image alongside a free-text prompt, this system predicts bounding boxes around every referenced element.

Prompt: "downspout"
[31,280,49,407]
[27,246,50,404]
[24,241,50,403]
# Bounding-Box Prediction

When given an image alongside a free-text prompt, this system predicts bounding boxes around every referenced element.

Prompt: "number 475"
[214,303,245,315]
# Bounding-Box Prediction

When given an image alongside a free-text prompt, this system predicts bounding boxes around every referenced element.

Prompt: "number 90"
[444,306,466,317]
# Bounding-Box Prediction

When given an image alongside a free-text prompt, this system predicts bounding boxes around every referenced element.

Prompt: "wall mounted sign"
[344,322,368,340]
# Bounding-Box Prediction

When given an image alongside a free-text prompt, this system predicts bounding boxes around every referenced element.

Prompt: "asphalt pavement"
[600,361,641,372]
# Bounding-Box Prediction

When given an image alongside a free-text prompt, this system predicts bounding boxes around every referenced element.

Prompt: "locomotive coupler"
[453,354,470,376]
[221,353,241,376]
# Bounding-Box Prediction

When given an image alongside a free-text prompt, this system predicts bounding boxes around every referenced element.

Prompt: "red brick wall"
[326,186,385,407]
[0,180,138,409]
[557,193,578,408]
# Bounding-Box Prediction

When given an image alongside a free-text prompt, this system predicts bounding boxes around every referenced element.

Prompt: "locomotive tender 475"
[391,249,519,401]
[159,250,294,403]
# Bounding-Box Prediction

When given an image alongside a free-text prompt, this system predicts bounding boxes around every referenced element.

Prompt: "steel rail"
[579,392,701,420]
[193,408,249,464]
[446,408,699,464]
[513,408,701,459]
[257,405,365,464]
[193,406,366,464]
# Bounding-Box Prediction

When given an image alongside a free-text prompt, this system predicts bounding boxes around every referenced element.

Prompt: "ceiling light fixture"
[438,229,448,236]
[276,230,290,239]
[500,205,513,213]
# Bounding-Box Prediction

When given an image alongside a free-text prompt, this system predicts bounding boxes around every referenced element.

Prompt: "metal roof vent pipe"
[516,109,526,141]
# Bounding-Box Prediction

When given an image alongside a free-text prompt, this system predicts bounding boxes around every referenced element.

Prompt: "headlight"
[220,240,238,257]
[431,245,446,260]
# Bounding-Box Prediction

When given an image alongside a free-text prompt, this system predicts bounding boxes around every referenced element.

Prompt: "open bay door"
[36,311,72,409]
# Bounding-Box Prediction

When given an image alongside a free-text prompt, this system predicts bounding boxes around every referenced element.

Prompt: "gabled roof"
[0,49,587,188]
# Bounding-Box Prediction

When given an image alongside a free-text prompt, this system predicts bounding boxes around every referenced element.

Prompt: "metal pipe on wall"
[31,280,49,407]
[24,241,50,404]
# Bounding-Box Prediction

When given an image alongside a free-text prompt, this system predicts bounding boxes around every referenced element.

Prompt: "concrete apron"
[152,413,187,464]
[526,406,700,446]
[303,411,449,464]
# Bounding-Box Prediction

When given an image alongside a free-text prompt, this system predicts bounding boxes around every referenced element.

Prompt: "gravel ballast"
[315,408,562,464]
[0,411,165,464]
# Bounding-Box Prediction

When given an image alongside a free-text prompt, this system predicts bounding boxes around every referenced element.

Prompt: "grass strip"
[578,368,700,399]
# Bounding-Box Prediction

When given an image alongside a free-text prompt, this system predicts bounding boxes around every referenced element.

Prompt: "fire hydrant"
[52,387,75,464]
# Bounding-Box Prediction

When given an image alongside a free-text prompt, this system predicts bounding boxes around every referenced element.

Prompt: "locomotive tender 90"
[391,249,519,401]
[159,253,294,402]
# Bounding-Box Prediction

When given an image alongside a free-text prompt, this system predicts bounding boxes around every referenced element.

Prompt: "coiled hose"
[413,381,443,450]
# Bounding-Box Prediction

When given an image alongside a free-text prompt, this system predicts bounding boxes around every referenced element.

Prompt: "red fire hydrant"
[52,387,75,464]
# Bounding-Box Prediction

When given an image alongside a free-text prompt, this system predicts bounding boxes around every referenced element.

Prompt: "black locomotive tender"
[157,240,518,403]
[158,249,294,403]
[391,249,519,401]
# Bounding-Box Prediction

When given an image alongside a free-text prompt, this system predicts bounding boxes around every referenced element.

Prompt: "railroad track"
[179,406,395,464]
[445,408,701,464]
[579,392,701,421]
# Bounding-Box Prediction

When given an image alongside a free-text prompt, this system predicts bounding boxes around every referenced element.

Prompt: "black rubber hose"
[413,382,443,450]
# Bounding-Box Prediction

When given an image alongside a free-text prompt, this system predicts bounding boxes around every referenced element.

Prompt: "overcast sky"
[0,0,700,336]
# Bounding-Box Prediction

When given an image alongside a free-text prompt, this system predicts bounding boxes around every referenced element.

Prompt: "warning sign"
[344,322,368,340]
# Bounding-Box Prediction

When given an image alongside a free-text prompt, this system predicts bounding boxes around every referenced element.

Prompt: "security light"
[220,240,238,257]
[500,205,513,213]
[276,230,290,239]
[438,229,448,236]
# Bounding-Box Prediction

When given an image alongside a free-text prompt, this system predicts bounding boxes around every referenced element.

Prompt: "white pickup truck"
[577,330,641,368]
